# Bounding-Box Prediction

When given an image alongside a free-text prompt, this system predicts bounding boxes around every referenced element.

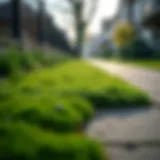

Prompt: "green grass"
[0,60,150,133]
[129,59,160,70]
[18,59,149,107]
[0,81,94,132]
[0,122,105,160]
[0,59,150,160]
[112,59,160,71]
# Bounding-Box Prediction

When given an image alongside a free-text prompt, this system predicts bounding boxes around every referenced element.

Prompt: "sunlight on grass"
[112,59,160,71]
[0,59,150,160]
[19,60,150,106]
[128,60,160,70]
[0,60,150,133]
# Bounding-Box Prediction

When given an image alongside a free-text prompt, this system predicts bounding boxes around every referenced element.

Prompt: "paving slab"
[86,108,160,160]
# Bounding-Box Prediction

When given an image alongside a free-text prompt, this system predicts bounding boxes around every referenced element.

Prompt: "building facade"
[0,0,39,51]
[141,0,160,52]
[121,0,160,52]
[104,0,160,55]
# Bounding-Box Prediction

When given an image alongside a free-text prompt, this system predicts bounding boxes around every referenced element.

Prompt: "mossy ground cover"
[0,122,104,160]
[0,60,150,131]
[111,59,160,71]
[126,59,160,71]
[0,60,150,160]
[18,60,149,106]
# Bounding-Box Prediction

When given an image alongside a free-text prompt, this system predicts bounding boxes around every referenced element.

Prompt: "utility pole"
[11,0,22,43]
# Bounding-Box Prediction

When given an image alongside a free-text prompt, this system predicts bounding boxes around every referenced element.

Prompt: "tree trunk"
[37,0,45,45]
[75,22,85,56]
[74,2,85,57]
[11,0,22,43]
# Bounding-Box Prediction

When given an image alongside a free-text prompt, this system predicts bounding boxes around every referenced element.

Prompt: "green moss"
[0,60,150,133]
[0,122,105,160]
[111,59,160,71]
[19,60,149,107]
[0,91,93,132]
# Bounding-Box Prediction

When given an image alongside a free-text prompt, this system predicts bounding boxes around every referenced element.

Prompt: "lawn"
[128,59,160,71]
[114,59,160,71]
[0,60,150,131]
[0,122,104,160]
[0,59,150,107]
[0,59,150,160]
[20,60,150,106]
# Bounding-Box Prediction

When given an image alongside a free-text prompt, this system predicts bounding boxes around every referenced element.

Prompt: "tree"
[37,0,45,44]
[113,22,136,48]
[55,0,99,56]
[11,0,22,42]
[113,22,153,59]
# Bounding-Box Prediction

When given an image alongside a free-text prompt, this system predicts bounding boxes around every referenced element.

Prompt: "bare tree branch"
[86,0,99,24]
[52,0,99,55]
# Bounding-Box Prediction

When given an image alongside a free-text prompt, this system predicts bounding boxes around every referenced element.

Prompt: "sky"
[46,0,120,39]
[0,0,119,38]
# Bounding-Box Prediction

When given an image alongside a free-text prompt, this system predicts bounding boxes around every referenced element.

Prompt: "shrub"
[113,22,136,48]
[119,39,154,59]
[112,22,154,59]
[0,47,21,77]
[0,47,71,78]
[0,47,38,77]
[100,49,113,58]
[0,122,105,160]
[19,53,36,71]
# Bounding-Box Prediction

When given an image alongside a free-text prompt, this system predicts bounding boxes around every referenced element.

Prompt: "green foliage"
[100,48,113,58]
[0,59,150,160]
[0,47,21,77]
[19,53,36,71]
[0,122,104,160]
[0,47,70,78]
[113,22,136,48]
[119,39,154,59]
[116,59,160,71]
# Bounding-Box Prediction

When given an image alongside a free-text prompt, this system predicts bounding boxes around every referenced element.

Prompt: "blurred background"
[0,0,160,160]
[0,0,160,58]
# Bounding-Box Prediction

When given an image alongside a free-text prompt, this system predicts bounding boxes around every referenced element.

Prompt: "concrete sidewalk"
[87,59,160,160]
[89,59,160,105]
[86,108,160,160]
